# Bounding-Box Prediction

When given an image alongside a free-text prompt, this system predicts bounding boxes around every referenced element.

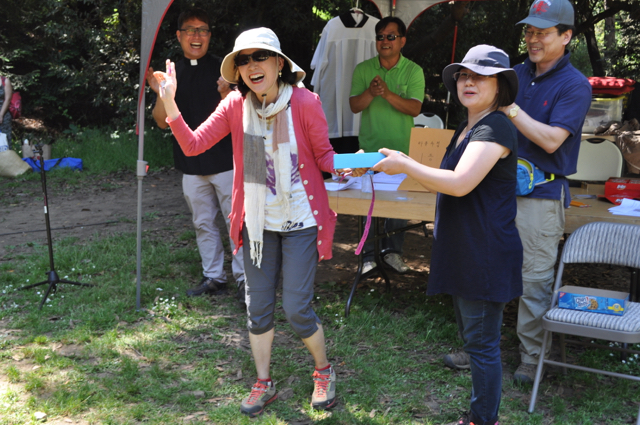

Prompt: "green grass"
[7,125,174,186]
[2,227,640,424]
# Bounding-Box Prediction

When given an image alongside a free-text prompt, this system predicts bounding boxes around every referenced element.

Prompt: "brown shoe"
[513,362,539,384]
[443,350,470,370]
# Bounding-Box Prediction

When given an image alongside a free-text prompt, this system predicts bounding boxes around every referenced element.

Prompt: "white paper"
[325,177,359,191]
[325,172,407,192]
[608,198,640,217]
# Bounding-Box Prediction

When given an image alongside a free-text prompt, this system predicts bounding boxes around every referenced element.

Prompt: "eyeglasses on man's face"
[453,72,497,83]
[179,27,210,36]
[234,50,277,67]
[523,29,557,40]
[376,34,403,41]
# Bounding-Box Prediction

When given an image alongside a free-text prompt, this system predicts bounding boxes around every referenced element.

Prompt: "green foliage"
[0,0,638,132]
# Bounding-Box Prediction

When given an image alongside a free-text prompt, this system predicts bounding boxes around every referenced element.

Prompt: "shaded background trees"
[0,0,638,132]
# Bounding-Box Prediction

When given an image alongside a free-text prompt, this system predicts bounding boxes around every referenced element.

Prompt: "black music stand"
[16,145,93,309]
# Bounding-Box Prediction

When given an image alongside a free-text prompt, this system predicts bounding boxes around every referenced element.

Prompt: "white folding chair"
[567,137,624,181]
[529,222,640,425]
[414,113,444,129]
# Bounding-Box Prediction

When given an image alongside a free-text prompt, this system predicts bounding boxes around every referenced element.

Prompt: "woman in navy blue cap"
[372,45,523,425]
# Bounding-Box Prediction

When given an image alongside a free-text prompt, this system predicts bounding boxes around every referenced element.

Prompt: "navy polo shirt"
[514,51,591,206]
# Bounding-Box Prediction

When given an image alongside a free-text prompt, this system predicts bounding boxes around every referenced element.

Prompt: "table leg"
[345,218,364,317]
[373,217,391,291]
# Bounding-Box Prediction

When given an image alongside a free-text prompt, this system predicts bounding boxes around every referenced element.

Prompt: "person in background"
[0,75,13,146]
[502,0,592,384]
[146,8,245,301]
[349,16,425,275]
[153,27,343,417]
[217,75,235,99]
[370,45,522,425]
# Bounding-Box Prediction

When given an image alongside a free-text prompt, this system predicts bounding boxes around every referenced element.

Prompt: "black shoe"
[236,280,247,308]
[186,277,227,297]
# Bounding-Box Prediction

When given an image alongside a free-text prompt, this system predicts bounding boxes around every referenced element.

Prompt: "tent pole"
[136,91,148,311]
[445,21,459,129]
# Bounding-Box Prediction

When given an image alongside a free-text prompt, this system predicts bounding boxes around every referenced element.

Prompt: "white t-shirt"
[263,108,316,232]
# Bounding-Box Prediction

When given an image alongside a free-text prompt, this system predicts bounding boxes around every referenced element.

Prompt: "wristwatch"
[507,105,520,119]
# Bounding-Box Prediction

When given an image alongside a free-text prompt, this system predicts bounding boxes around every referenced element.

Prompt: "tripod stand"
[17,145,93,309]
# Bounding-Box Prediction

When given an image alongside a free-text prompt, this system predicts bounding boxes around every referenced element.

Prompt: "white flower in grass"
[156,288,163,291]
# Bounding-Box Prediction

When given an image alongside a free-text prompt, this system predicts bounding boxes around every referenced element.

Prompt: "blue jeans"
[452,296,505,425]
[363,218,406,262]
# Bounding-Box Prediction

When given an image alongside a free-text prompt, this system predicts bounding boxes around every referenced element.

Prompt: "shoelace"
[312,371,330,397]
[246,382,269,405]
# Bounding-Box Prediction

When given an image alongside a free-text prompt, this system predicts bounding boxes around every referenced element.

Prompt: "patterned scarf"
[243,83,293,267]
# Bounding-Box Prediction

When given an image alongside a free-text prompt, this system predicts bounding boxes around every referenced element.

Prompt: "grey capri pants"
[242,225,321,338]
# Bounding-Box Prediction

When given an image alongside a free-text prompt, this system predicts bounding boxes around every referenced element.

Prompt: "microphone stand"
[16,144,93,309]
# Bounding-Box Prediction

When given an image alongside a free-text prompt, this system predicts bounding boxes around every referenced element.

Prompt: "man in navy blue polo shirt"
[503,0,591,384]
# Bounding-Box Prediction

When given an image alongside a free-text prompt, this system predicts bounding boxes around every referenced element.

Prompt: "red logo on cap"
[532,0,550,14]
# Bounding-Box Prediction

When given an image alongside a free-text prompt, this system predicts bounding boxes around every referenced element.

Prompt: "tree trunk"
[584,26,605,77]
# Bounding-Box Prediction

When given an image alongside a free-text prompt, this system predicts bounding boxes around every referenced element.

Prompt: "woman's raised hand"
[153,59,177,101]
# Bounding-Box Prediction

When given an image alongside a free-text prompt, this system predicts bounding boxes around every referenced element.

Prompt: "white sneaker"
[383,253,409,274]
[362,261,376,274]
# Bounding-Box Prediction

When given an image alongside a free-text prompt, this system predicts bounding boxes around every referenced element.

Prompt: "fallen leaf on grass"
[231,369,243,381]
[369,409,376,418]
[181,411,207,422]
[278,387,294,401]
[205,396,233,404]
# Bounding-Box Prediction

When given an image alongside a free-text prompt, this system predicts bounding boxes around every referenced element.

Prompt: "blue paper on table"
[333,152,385,169]
[23,157,83,172]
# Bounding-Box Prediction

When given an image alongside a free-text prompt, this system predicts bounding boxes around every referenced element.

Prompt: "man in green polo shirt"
[349,16,425,274]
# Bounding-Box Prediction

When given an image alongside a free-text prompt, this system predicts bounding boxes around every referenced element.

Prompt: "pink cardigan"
[168,87,337,262]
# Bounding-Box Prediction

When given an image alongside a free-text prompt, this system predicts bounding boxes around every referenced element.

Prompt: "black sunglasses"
[234,50,277,67]
[376,34,403,41]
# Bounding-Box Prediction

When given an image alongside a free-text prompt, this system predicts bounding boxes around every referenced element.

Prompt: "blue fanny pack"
[516,158,554,196]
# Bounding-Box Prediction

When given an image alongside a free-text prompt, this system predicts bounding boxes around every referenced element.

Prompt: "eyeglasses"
[453,72,497,83]
[179,28,210,36]
[234,50,278,67]
[524,29,556,39]
[376,34,403,41]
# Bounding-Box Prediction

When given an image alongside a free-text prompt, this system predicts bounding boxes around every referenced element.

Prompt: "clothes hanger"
[350,0,363,14]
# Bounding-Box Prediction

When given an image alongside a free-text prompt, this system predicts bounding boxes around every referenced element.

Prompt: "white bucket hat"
[220,27,305,85]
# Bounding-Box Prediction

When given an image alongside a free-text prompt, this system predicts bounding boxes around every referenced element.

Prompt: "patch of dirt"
[0,168,192,262]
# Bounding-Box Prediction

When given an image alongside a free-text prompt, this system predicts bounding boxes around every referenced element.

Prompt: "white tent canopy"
[367,0,450,29]
[135,0,173,309]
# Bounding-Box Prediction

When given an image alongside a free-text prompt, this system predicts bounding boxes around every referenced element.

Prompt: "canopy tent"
[367,0,451,30]
[135,0,174,310]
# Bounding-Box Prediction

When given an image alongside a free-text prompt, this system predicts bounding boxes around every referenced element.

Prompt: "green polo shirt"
[350,54,425,154]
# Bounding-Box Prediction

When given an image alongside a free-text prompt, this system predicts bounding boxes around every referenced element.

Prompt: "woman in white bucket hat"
[154,27,341,417]
[371,45,523,425]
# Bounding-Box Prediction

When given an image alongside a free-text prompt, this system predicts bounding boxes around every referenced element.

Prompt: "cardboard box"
[557,285,629,316]
[397,128,453,192]
[604,177,640,204]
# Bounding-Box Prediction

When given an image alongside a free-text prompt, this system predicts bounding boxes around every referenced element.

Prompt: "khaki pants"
[515,193,565,365]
